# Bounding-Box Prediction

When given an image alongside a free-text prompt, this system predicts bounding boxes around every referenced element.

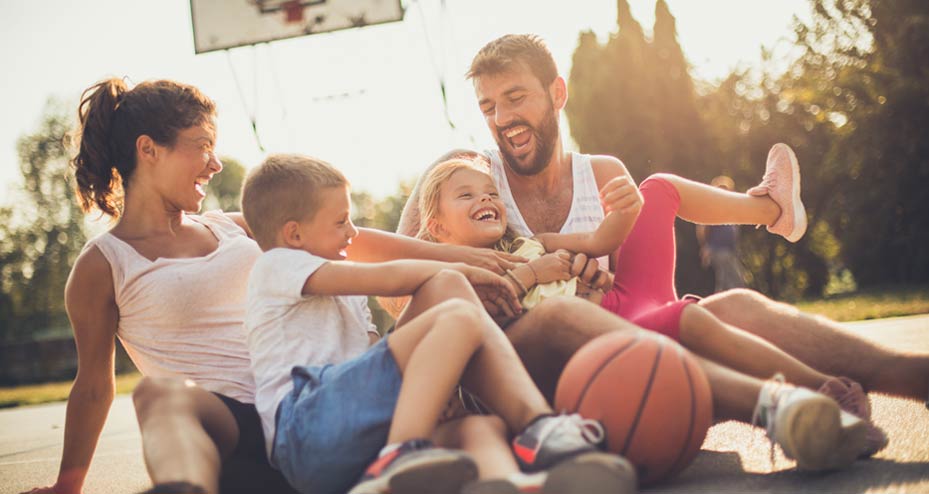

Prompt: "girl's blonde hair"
[416,157,517,250]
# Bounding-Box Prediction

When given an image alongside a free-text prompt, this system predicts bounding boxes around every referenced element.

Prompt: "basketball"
[554,331,713,485]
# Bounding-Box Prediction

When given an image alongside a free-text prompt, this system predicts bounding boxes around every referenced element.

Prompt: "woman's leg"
[132,377,239,494]
[679,304,832,390]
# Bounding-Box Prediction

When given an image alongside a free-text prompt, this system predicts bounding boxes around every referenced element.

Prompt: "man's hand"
[570,253,613,292]
[448,245,527,275]
[599,175,643,214]
[528,250,574,284]
[455,264,523,319]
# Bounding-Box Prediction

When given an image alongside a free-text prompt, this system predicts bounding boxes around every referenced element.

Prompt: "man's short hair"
[467,34,558,87]
[241,154,348,251]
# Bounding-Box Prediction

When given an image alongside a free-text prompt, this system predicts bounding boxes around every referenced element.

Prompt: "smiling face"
[151,121,223,213]
[429,168,508,248]
[294,185,359,260]
[474,64,561,176]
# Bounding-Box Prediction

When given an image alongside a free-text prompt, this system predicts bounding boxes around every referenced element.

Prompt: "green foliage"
[352,183,412,333]
[566,0,929,298]
[0,100,86,342]
[203,156,246,212]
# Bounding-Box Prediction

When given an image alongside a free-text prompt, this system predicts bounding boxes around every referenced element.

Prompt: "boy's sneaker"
[511,413,605,472]
[541,451,636,494]
[748,143,807,242]
[347,438,478,494]
[462,453,636,494]
[817,376,889,457]
[753,375,867,471]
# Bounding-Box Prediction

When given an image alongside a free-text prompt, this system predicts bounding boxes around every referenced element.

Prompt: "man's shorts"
[272,337,403,494]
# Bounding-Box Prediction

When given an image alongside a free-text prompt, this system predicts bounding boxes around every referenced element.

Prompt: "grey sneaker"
[347,439,478,494]
[511,414,605,472]
[753,375,867,471]
[461,452,636,494]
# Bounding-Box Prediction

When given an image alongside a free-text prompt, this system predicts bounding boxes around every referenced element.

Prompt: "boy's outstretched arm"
[303,260,522,318]
[347,228,524,275]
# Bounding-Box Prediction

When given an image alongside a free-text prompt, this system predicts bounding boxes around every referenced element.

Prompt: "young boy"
[239,154,636,494]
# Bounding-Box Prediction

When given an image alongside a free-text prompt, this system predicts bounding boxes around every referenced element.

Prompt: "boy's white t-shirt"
[245,247,378,458]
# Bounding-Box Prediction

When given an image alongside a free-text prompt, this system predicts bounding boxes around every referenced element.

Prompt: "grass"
[0,372,142,409]
[795,285,929,322]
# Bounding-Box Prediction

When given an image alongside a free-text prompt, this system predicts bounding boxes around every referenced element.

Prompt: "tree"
[0,99,86,342]
[204,156,246,212]
[791,0,929,286]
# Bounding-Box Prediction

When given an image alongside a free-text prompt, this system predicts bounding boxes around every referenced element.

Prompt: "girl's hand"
[599,175,643,214]
[527,250,573,284]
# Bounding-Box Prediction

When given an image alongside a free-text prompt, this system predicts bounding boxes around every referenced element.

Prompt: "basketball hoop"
[283,0,304,23]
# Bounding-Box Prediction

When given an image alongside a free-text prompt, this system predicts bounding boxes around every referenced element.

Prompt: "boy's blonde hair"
[416,157,516,250]
[241,153,348,251]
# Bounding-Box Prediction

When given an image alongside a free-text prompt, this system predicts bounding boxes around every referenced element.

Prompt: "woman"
[26,78,519,494]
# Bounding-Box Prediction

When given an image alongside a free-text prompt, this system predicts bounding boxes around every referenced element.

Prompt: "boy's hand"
[456,265,522,318]
[450,245,527,275]
[528,250,573,284]
[599,175,643,214]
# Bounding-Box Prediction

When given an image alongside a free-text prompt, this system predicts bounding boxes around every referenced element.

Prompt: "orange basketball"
[554,331,713,486]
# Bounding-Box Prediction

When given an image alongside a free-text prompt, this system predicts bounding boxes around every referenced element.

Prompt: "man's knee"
[701,288,768,312]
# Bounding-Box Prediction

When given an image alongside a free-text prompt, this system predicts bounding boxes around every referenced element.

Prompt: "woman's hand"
[527,250,573,285]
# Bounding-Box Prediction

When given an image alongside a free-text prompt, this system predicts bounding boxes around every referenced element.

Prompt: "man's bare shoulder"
[588,154,632,187]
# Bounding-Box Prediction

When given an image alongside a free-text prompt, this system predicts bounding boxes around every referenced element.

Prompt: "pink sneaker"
[748,143,807,242]
[817,377,888,457]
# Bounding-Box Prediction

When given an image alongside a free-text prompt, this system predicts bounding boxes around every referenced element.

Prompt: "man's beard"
[495,105,559,177]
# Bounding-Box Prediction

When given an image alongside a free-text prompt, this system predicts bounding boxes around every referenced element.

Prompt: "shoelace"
[750,373,787,469]
[563,413,607,445]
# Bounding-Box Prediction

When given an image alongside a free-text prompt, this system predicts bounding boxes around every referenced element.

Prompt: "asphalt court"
[2,315,927,493]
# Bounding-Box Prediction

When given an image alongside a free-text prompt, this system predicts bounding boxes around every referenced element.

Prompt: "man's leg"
[132,377,239,494]
[504,296,643,402]
[700,289,929,399]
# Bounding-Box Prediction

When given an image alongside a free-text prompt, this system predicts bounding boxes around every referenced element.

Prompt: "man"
[398,34,928,419]
[696,176,748,292]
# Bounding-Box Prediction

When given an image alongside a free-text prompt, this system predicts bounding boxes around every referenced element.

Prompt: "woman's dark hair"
[71,78,216,217]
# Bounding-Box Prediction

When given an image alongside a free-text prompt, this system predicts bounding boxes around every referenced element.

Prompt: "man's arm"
[397,149,483,237]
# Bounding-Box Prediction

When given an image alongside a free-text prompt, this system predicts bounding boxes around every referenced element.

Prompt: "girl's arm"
[28,247,119,494]
[535,174,643,258]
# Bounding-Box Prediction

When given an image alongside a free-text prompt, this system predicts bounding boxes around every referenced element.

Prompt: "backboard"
[190,0,405,54]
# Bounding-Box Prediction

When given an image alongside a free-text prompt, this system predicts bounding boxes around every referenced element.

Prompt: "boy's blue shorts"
[272,336,402,494]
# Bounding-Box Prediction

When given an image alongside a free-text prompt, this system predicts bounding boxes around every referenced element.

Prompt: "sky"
[0,0,810,203]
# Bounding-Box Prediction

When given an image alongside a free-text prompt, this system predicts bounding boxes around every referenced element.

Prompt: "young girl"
[415,158,885,461]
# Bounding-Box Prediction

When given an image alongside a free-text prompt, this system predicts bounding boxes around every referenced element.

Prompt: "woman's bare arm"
[28,247,119,494]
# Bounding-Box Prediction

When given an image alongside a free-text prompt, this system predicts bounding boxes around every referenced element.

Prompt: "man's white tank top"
[486,150,608,268]
[84,211,259,403]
